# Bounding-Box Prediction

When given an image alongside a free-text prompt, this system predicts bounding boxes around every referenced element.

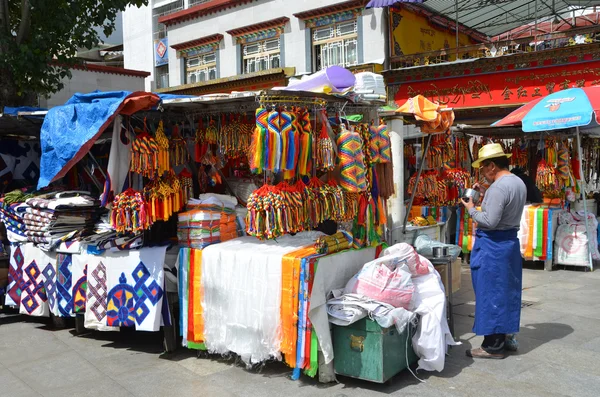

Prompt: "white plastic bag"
[346,258,414,309]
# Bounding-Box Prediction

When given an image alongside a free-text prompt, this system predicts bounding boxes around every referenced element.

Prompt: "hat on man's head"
[471,143,512,169]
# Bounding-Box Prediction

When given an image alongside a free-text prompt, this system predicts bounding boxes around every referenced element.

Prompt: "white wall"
[124,0,386,88]
[123,3,154,91]
[39,69,146,108]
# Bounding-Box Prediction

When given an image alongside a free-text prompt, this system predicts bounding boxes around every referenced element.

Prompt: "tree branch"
[0,0,10,36]
[16,0,31,45]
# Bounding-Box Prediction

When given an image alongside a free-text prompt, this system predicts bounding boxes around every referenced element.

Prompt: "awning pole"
[403,133,432,234]
[576,126,594,271]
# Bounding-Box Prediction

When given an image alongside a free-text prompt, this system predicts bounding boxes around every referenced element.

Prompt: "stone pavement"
[2,264,600,397]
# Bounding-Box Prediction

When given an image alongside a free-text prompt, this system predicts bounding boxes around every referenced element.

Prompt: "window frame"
[184,51,218,84]
[312,19,359,71]
[241,37,281,74]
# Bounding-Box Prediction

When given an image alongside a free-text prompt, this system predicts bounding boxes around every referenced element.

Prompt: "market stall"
[1,68,457,384]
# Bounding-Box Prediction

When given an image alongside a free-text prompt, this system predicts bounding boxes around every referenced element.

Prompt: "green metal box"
[332,318,418,383]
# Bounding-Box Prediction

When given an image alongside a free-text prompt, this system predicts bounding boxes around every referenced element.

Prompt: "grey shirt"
[468,174,527,230]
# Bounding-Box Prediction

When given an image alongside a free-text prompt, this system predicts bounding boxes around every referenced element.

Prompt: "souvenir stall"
[157,89,425,382]
[492,86,600,271]
[1,81,457,384]
[0,92,187,335]
[447,87,600,271]
[389,96,465,248]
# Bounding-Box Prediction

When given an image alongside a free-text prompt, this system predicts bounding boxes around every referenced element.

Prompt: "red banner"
[393,60,600,108]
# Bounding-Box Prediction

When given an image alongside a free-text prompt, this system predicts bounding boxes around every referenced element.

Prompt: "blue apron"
[470,229,522,335]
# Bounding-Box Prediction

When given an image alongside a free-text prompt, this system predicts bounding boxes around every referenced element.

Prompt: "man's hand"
[473,183,486,194]
[461,197,475,211]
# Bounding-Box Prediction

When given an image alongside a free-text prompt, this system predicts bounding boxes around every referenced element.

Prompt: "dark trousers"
[482,333,505,353]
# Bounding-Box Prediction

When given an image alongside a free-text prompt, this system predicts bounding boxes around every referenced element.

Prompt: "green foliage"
[0,0,148,101]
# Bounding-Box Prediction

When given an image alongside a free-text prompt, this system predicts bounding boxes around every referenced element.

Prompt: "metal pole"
[576,127,594,271]
[455,0,459,60]
[403,133,433,234]
[534,0,538,52]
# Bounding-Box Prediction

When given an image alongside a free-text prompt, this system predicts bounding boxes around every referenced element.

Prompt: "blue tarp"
[37,90,191,189]
[3,106,47,116]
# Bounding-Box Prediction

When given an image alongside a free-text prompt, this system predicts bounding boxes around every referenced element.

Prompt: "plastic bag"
[414,235,461,260]
[380,242,431,276]
[346,258,414,309]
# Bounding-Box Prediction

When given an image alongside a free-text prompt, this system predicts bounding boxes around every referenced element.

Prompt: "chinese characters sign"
[393,60,600,109]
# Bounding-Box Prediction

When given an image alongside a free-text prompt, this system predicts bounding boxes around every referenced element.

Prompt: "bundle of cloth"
[0,199,28,243]
[23,191,101,250]
[314,231,352,254]
[326,242,458,372]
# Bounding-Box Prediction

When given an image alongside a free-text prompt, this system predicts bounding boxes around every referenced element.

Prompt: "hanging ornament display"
[170,124,188,167]
[205,118,218,145]
[130,130,160,178]
[316,111,335,171]
[337,125,367,192]
[249,107,268,173]
[536,159,559,195]
[510,139,528,168]
[195,117,207,163]
[155,120,170,176]
[297,107,313,177]
[369,121,392,164]
[110,189,152,234]
[179,169,194,205]
[556,140,574,188]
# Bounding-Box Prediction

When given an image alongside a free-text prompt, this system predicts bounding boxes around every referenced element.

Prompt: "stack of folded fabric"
[23,192,101,250]
[179,193,240,248]
[178,208,221,249]
[0,199,28,243]
[80,215,144,253]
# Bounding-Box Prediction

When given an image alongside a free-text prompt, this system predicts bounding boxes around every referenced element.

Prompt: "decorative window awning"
[293,0,367,28]
[226,17,289,44]
[171,34,224,58]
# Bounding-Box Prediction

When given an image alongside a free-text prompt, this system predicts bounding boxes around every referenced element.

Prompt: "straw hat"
[472,143,512,169]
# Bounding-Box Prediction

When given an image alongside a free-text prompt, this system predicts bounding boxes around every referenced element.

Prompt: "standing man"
[461,143,527,359]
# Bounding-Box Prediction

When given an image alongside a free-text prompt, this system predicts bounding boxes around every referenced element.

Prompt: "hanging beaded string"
[155,120,170,176]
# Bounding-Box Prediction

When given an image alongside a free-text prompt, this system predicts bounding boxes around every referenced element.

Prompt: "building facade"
[123,0,387,93]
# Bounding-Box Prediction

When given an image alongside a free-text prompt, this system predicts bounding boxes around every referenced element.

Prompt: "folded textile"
[326,293,415,335]
[26,192,98,210]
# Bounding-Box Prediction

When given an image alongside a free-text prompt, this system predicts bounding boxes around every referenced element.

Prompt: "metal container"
[432,246,450,258]
[462,188,480,203]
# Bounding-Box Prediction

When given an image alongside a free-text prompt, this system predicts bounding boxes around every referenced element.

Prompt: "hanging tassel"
[266,109,282,172]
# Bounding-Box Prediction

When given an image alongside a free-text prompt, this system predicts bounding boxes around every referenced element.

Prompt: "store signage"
[154,38,168,67]
[393,60,600,108]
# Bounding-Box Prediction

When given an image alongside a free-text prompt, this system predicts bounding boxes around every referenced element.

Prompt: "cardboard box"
[434,258,462,296]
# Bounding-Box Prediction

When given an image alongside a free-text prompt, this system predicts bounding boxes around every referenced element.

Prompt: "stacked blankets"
[23,192,101,249]
[0,200,28,242]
